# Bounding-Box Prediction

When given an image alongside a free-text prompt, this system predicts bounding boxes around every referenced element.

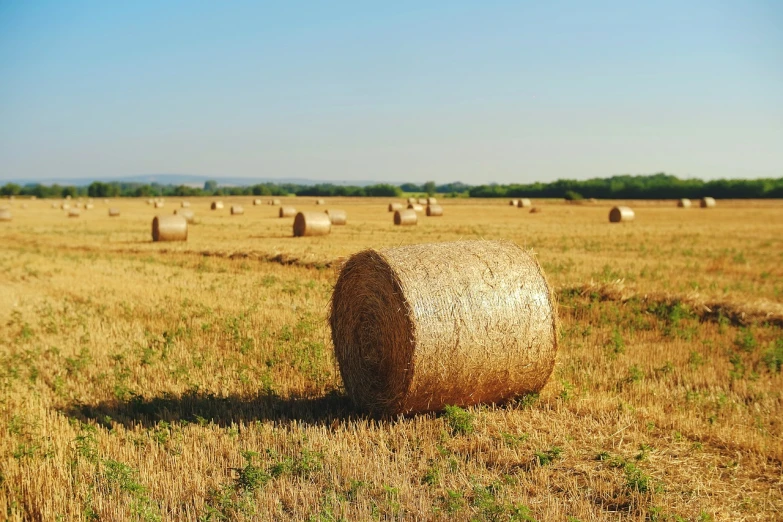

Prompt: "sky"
[1,1,781,185]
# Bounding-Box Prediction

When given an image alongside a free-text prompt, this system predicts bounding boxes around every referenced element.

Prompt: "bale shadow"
[63,389,361,429]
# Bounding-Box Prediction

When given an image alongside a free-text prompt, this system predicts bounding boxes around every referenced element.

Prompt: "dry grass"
[0,196,781,520]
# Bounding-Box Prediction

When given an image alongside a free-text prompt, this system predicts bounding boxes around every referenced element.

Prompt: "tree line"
[2,173,782,199]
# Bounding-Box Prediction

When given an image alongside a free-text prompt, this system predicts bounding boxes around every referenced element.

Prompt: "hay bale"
[270,199,282,206]
[529,207,542,213]
[517,198,532,208]
[21,203,28,209]
[388,203,403,212]
[609,206,635,223]
[108,208,120,217]
[293,211,331,237]
[152,215,188,242]
[417,198,428,205]
[0,208,11,221]
[68,209,80,218]
[427,197,437,205]
[174,209,195,223]
[315,199,326,205]
[147,198,154,205]
[85,203,94,210]
[325,209,347,225]
[394,209,417,226]
[181,201,191,208]
[509,199,518,206]
[253,199,262,206]
[677,198,692,208]
[231,205,244,215]
[51,203,59,209]
[407,197,416,204]
[700,197,716,208]
[61,203,70,210]
[407,203,424,212]
[65,195,71,200]
[330,239,558,415]
[279,206,297,218]
[154,201,164,208]
[211,201,224,210]
[426,204,443,216]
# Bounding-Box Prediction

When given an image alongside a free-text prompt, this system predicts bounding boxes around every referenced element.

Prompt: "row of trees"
[3,174,782,200]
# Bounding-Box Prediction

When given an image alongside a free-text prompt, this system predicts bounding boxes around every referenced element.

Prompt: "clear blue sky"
[1,1,781,184]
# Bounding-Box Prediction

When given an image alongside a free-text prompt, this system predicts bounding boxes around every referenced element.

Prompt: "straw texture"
[108,208,120,217]
[325,209,347,225]
[253,199,262,206]
[517,198,532,208]
[408,203,424,212]
[211,201,224,210]
[174,209,195,223]
[394,209,418,226]
[152,215,188,242]
[388,203,403,212]
[330,239,558,415]
[609,206,635,223]
[700,197,716,208]
[279,206,297,218]
[417,198,428,205]
[426,204,443,216]
[407,197,417,204]
[677,199,692,208]
[293,212,331,237]
[231,205,244,215]
[270,199,281,206]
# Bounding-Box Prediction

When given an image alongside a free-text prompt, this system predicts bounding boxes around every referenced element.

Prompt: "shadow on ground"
[63,389,362,429]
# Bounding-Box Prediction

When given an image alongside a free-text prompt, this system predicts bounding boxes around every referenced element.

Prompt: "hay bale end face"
[325,209,347,225]
[231,205,244,215]
[426,204,443,216]
[517,198,532,208]
[152,215,188,242]
[174,209,195,223]
[700,197,716,208]
[677,198,692,208]
[293,212,331,237]
[407,203,424,212]
[253,199,262,206]
[108,208,120,217]
[388,202,403,212]
[394,209,418,226]
[211,201,224,210]
[609,206,635,223]
[279,206,297,218]
[330,240,558,415]
[0,208,11,221]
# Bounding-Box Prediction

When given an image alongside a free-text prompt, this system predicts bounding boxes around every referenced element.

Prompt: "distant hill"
[6,174,383,187]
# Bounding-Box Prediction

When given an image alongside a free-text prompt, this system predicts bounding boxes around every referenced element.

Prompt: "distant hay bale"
[293,211,331,237]
[394,209,417,226]
[427,197,437,205]
[146,198,154,205]
[388,203,403,212]
[529,207,542,213]
[426,204,443,216]
[325,209,347,225]
[231,205,244,215]
[315,199,326,205]
[700,197,716,208]
[152,215,188,242]
[108,208,120,217]
[65,195,71,200]
[677,198,692,208]
[517,198,532,208]
[154,201,164,208]
[51,203,59,209]
[407,197,416,204]
[73,202,82,209]
[588,198,598,203]
[174,209,195,223]
[417,198,428,205]
[509,199,518,206]
[181,201,191,208]
[211,201,224,210]
[279,206,297,218]
[68,209,80,218]
[330,239,558,415]
[0,208,11,221]
[253,199,262,206]
[61,203,70,210]
[85,203,94,210]
[270,199,281,206]
[407,203,424,212]
[21,203,28,209]
[609,206,635,223]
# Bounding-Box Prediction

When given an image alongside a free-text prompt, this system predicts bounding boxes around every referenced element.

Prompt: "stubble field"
[1,196,781,521]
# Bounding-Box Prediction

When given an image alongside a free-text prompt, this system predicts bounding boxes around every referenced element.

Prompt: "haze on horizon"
[1,1,781,186]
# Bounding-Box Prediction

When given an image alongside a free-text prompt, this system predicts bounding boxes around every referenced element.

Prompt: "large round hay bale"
[231,205,244,215]
[152,215,188,242]
[325,209,347,225]
[517,198,532,208]
[426,204,443,216]
[253,199,262,206]
[146,198,154,205]
[315,199,326,205]
[417,198,428,205]
[293,211,331,237]
[394,209,417,226]
[609,206,635,223]
[269,198,281,206]
[174,209,195,223]
[427,197,437,205]
[407,203,424,212]
[0,208,11,221]
[85,203,94,210]
[154,201,164,208]
[279,206,296,218]
[108,208,120,217]
[677,198,692,208]
[388,203,403,212]
[700,197,716,208]
[68,209,80,218]
[509,199,518,206]
[330,239,558,415]
[181,201,191,208]
[407,197,416,204]
[211,201,224,210]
